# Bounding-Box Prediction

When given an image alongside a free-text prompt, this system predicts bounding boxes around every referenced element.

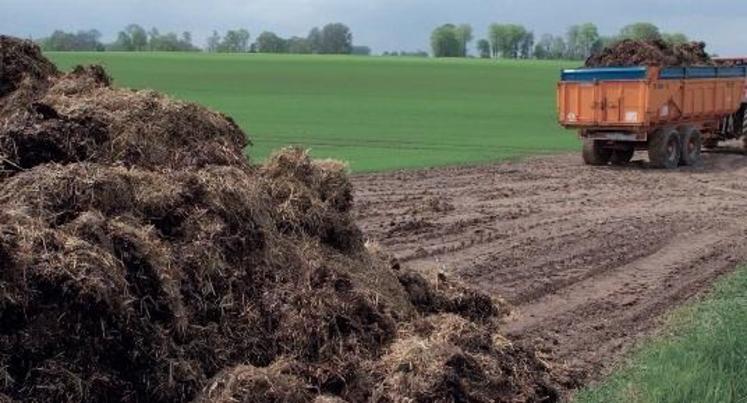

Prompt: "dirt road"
[353,150,747,381]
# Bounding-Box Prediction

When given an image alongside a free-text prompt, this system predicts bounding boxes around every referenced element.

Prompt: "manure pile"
[0,36,563,402]
[585,39,712,67]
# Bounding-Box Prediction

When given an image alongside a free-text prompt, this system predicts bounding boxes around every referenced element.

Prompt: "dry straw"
[0,35,563,402]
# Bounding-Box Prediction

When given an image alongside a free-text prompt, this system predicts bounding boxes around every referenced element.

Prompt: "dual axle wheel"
[648,126,702,169]
[582,126,703,169]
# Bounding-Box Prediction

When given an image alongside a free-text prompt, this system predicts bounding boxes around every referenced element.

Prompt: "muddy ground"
[353,149,747,384]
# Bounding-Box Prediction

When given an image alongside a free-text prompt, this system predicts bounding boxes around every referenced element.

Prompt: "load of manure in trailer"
[585,39,712,67]
[0,35,565,402]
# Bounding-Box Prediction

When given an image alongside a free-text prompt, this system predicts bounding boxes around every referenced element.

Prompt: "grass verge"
[575,265,747,403]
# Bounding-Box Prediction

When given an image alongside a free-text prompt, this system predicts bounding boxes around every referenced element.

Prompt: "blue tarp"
[561,66,747,81]
[659,66,747,79]
[561,67,647,82]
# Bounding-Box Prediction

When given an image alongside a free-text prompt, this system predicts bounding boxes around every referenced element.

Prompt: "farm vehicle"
[557,62,747,168]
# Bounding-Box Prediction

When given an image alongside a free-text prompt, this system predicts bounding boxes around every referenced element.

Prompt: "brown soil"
[354,151,747,384]
[0,35,564,403]
[585,39,712,67]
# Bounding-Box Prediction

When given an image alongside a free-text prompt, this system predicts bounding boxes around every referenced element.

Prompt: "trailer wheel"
[679,127,703,166]
[610,147,635,165]
[582,139,612,166]
[648,128,681,169]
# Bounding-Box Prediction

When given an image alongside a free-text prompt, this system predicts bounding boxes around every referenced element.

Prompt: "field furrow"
[354,151,747,380]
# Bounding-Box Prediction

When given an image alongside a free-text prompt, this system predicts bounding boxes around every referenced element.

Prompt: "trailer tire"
[648,128,681,169]
[582,139,612,166]
[679,127,703,166]
[610,147,635,165]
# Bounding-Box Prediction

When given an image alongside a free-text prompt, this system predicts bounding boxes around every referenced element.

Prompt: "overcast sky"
[2,0,746,55]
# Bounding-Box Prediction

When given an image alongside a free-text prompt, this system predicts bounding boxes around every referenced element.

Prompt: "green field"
[577,266,747,403]
[47,52,578,171]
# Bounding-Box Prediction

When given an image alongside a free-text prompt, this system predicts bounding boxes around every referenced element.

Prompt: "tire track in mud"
[353,152,747,383]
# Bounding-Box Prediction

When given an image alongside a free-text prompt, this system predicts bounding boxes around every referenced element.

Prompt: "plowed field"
[354,150,747,380]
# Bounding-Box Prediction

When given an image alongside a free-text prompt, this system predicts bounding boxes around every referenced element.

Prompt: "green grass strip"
[576,266,747,403]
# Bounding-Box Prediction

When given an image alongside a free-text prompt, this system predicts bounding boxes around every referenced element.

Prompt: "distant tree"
[565,25,580,58]
[181,31,192,46]
[519,31,534,59]
[477,39,491,58]
[487,24,502,57]
[147,27,161,50]
[255,31,287,53]
[533,34,553,59]
[207,31,220,52]
[219,29,251,52]
[533,43,546,59]
[126,24,148,51]
[455,24,473,57]
[39,29,104,51]
[287,37,312,54]
[662,32,689,45]
[431,24,461,57]
[165,33,180,51]
[565,23,600,59]
[619,22,661,41]
[111,31,134,51]
[578,23,601,58]
[158,33,178,50]
[141,27,198,51]
[409,50,429,57]
[597,35,618,50]
[307,27,322,53]
[43,30,72,51]
[351,45,372,56]
[319,23,353,54]
[534,34,573,60]
[86,30,105,51]
[550,36,567,59]
[207,31,221,52]
[488,24,530,58]
[206,31,219,52]
[382,50,428,57]
[236,29,251,52]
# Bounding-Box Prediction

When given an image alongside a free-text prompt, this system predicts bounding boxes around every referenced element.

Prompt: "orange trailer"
[557,66,747,168]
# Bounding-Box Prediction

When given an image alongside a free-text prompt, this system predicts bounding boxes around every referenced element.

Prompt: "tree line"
[382,50,429,58]
[206,23,357,54]
[38,21,689,59]
[110,25,200,52]
[39,25,200,52]
[432,22,690,60]
[38,23,361,55]
[39,30,106,52]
